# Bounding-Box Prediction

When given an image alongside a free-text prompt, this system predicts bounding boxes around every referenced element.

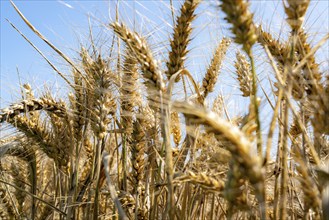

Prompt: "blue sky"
[1,1,112,104]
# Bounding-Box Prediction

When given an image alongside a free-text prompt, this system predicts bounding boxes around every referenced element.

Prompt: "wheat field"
[0,0,328,219]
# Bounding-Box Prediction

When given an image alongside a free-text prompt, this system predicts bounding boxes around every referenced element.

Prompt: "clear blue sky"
[1,1,114,104]
[1,1,193,104]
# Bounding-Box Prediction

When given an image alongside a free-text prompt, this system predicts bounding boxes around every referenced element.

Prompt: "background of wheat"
[0,0,328,219]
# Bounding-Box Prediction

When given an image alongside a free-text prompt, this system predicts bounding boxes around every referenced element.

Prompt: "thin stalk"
[161,99,174,218]
[279,99,289,220]
[248,53,263,160]
[29,154,37,219]
[102,152,128,220]
[121,136,128,191]
[265,89,283,165]
[93,138,105,220]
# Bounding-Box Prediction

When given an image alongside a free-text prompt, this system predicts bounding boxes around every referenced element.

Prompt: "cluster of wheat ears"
[0,0,328,219]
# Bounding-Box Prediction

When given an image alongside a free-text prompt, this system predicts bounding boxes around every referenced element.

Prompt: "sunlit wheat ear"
[256,26,305,100]
[80,138,94,181]
[69,68,87,143]
[44,93,74,164]
[284,0,310,33]
[121,50,140,136]
[11,115,68,167]
[6,142,38,217]
[220,0,257,55]
[293,29,327,150]
[256,26,288,65]
[201,38,231,100]
[256,26,307,100]
[131,119,146,190]
[81,48,117,139]
[0,98,66,123]
[166,0,201,82]
[11,162,28,213]
[296,31,323,97]
[130,118,147,219]
[235,51,252,97]
[256,26,290,69]
[110,22,165,106]
[257,27,297,99]
[35,153,55,220]
[174,171,224,192]
[170,111,181,147]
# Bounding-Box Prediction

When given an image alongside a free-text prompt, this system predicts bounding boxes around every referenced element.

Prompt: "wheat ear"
[256,26,288,67]
[130,118,147,219]
[235,51,252,97]
[110,22,165,100]
[296,30,323,97]
[121,50,140,136]
[175,171,224,192]
[69,68,87,143]
[166,0,200,82]
[284,0,310,34]
[0,98,66,123]
[170,111,181,147]
[220,0,257,55]
[81,48,117,139]
[201,38,231,99]
[8,115,69,167]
